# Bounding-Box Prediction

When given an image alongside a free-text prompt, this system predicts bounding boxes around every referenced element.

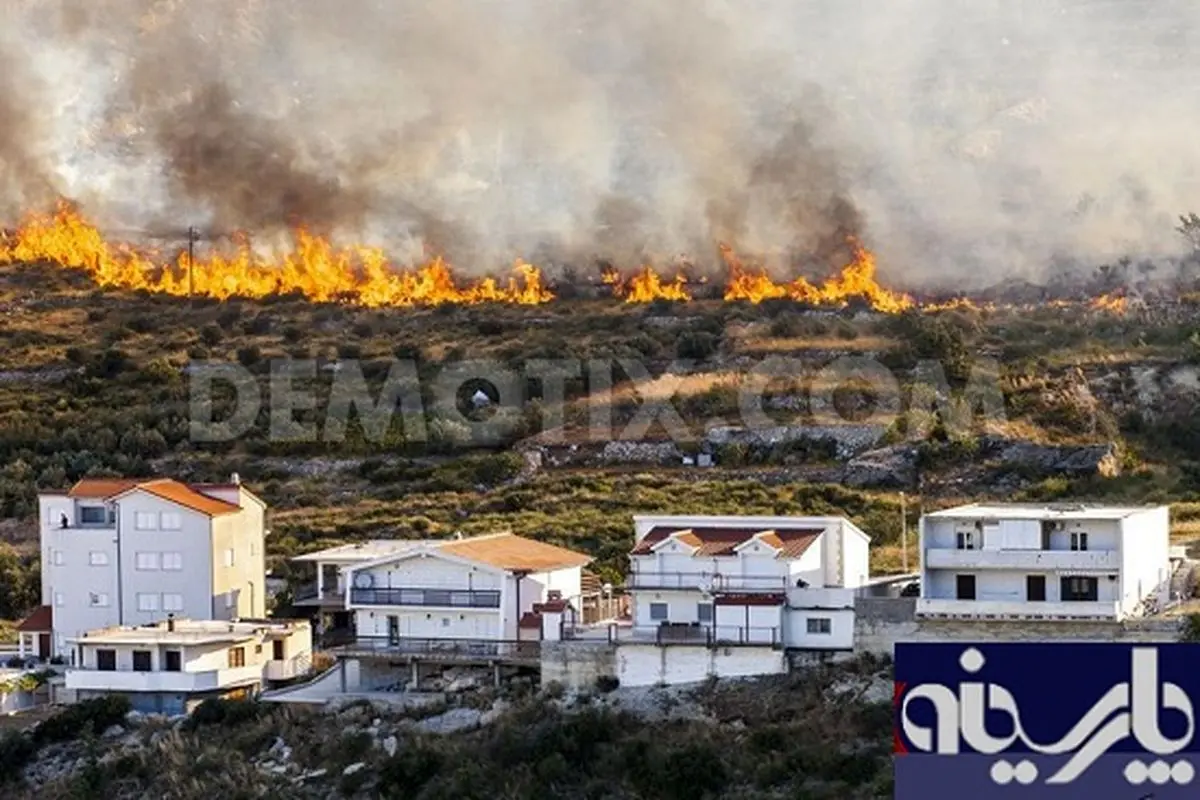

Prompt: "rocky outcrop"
[842,445,919,489]
[990,438,1121,478]
[705,424,886,460]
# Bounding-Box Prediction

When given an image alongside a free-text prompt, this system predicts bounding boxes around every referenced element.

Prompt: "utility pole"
[900,492,909,574]
[187,226,198,299]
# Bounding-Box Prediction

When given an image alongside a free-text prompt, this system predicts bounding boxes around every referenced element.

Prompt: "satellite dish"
[353,572,374,589]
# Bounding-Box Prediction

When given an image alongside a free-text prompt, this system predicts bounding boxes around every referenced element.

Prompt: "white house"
[65,616,312,714]
[917,503,1172,620]
[322,532,593,644]
[22,476,268,660]
[625,514,871,654]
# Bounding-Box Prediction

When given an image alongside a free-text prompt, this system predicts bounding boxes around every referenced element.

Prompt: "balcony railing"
[924,549,1120,571]
[66,665,264,693]
[916,598,1121,620]
[625,572,789,592]
[628,624,781,648]
[349,588,501,609]
[330,636,541,664]
[293,582,346,605]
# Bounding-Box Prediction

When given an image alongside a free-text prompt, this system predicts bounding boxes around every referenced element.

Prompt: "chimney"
[230,472,240,485]
[166,614,175,632]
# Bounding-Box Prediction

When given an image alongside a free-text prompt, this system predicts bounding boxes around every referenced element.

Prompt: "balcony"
[66,665,265,693]
[330,636,541,665]
[293,582,346,607]
[265,654,312,682]
[924,548,1120,571]
[625,572,788,592]
[348,588,501,609]
[625,624,782,648]
[916,598,1121,620]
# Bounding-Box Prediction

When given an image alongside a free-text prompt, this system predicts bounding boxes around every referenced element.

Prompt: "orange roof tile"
[632,526,823,559]
[68,479,142,498]
[131,480,242,516]
[437,533,592,572]
[17,605,52,632]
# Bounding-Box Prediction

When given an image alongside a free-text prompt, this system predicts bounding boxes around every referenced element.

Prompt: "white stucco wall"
[40,502,121,651]
[117,494,214,628]
[355,552,502,591]
[784,608,855,650]
[841,524,870,588]
[1120,507,1170,614]
[354,608,501,639]
[631,590,705,627]
[616,644,786,687]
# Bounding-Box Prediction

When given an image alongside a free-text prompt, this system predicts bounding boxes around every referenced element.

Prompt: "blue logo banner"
[894,642,1200,799]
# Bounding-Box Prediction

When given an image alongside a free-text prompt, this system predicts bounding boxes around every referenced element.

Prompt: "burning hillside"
[0,201,1140,316]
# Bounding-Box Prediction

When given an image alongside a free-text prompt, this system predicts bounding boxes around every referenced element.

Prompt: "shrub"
[185,698,272,730]
[32,695,131,746]
[595,675,620,693]
[236,346,262,367]
[199,324,224,346]
[0,732,35,784]
[676,332,719,361]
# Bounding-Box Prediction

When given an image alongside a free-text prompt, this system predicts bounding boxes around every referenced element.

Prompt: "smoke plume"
[2,0,1200,287]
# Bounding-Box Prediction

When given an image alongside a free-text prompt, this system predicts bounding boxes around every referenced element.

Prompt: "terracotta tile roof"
[437,533,592,572]
[132,480,241,516]
[631,526,823,559]
[518,612,542,630]
[68,479,142,498]
[65,478,243,516]
[533,599,570,614]
[16,605,52,632]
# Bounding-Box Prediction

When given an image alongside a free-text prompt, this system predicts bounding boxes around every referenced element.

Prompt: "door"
[37,634,50,659]
[1061,577,1098,602]
[1026,575,1046,602]
[387,615,400,645]
[955,575,976,600]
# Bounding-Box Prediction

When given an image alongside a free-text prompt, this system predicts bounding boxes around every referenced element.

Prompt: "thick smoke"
[2,0,1200,287]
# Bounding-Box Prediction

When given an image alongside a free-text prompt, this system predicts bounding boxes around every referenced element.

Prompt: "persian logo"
[894,644,1200,797]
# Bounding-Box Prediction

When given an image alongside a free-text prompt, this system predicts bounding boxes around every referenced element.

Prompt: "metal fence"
[347,588,502,608]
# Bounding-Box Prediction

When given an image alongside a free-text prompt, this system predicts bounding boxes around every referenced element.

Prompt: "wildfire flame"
[720,239,914,313]
[602,265,691,303]
[0,201,553,307]
[1089,293,1129,314]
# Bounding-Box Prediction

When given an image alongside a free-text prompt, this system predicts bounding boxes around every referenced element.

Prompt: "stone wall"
[852,597,1184,656]
[616,643,786,687]
[540,641,618,690]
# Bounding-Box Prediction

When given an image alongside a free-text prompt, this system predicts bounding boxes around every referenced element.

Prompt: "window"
[164,650,181,672]
[135,552,159,571]
[956,575,977,600]
[806,617,832,634]
[1062,576,1099,602]
[272,640,284,660]
[955,531,975,550]
[136,593,159,612]
[225,591,236,608]
[134,512,157,530]
[162,593,184,612]
[88,551,109,566]
[132,650,152,672]
[89,592,110,608]
[96,649,116,671]
[1026,575,1046,602]
[161,552,183,571]
[697,603,713,623]
[79,506,107,525]
[54,592,64,607]
[255,644,263,655]
[52,550,65,566]
[223,549,235,567]
[649,602,669,622]
[160,512,182,530]
[1070,532,1089,552]
[441,617,451,627]
[228,647,245,668]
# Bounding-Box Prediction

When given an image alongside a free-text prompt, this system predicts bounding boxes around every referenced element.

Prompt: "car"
[899,581,920,598]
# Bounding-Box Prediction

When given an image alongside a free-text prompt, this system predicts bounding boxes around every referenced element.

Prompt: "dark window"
[79,506,107,525]
[425,590,452,606]
[272,640,284,660]
[1027,575,1046,602]
[1070,532,1089,552]
[255,644,263,655]
[956,575,976,600]
[1062,577,1098,602]
[649,603,668,621]
[228,647,245,668]
[955,532,975,550]
[96,649,116,671]
[806,618,832,634]
[164,651,181,672]
[132,650,152,672]
[697,603,713,623]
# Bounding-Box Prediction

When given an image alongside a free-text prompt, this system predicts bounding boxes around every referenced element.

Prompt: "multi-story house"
[295,532,595,646]
[22,476,268,660]
[65,616,311,714]
[917,503,1171,620]
[625,514,871,650]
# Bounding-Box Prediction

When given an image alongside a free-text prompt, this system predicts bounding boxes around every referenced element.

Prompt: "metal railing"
[624,572,789,591]
[629,624,781,648]
[330,636,540,662]
[293,582,346,603]
[348,588,501,608]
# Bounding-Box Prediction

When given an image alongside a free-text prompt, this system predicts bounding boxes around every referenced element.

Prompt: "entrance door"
[37,634,50,659]
[1026,575,1046,602]
[387,615,400,645]
[955,575,976,600]
[1061,577,1098,602]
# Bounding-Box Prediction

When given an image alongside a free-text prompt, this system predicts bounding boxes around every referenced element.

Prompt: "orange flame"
[1089,293,1129,314]
[0,201,553,307]
[720,239,913,313]
[602,265,691,303]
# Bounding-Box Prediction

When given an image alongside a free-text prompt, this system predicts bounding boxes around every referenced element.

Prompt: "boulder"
[842,445,918,489]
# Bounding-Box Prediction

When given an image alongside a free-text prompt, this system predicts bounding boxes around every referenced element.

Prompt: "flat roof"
[69,618,307,647]
[924,503,1167,521]
[291,540,437,563]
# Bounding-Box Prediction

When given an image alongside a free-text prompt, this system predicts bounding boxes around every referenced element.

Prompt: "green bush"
[32,695,131,746]
[185,698,272,730]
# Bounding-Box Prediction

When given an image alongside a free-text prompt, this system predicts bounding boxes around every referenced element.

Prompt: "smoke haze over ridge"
[0,0,1198,288]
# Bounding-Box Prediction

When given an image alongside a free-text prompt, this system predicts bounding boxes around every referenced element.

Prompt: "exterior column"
[18,633,26,659]
[316,564,324,598]
[411,661,419,687]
